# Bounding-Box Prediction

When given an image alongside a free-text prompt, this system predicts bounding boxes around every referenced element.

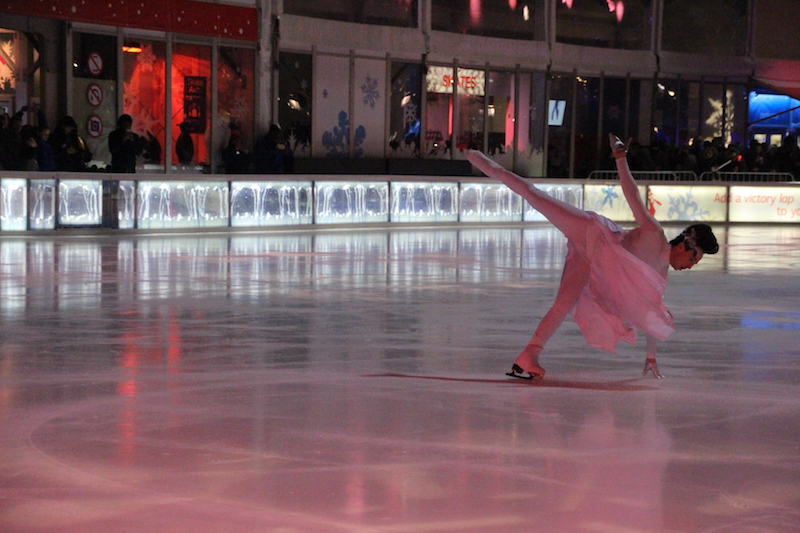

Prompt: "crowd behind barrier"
[4,109,800,181]
[595,135,800,181]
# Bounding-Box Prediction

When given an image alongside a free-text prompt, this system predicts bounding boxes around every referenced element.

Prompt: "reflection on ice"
[1,225,800,533]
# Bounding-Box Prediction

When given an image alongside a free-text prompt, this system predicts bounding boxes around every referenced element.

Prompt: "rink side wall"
[2,172,799,233]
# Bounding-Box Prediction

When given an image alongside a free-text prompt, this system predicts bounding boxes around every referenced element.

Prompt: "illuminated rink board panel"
[2,173,800,230]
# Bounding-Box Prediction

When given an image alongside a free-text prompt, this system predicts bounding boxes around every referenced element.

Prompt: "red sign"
[86,52,104,76]
[183,76,207,134]
[86,114,104,138]
[86,83,104,107]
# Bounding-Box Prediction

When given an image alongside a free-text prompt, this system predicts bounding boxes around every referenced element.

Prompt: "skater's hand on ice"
[643,358,664,379]
[609,133,631,158]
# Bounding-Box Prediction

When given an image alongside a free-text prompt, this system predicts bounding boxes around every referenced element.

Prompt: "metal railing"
[698,171,796,182]
[587,170,797,182]
[587,170,698,181]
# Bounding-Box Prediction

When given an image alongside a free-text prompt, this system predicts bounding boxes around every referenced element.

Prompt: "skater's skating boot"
[507,343,546,380]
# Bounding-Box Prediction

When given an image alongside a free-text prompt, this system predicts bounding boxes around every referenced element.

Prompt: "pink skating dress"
[569,212,674,353]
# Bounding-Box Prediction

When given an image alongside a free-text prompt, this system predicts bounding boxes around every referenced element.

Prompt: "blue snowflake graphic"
[600,185,619,208]
[322,111,366,158]
[667,189,709,220]
[361,76,380,109]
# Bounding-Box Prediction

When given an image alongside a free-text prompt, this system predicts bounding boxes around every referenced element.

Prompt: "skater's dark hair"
[670,223,719,255]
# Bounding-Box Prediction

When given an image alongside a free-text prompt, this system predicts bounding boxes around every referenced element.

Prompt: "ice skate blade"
[506,363,544,381]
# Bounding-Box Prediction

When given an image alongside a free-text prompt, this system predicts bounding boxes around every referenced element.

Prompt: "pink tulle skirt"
[570,213,674,353]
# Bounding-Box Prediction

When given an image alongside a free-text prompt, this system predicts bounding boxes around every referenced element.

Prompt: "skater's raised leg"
[466,150,593,245]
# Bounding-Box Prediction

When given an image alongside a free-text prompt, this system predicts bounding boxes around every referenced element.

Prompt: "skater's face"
[670,242,702,270]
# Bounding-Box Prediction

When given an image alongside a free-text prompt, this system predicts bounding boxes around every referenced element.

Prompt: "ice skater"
[466,134,719,379]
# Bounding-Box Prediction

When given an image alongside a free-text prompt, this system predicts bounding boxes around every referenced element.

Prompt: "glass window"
[314,55,350,158]
[283,0,417,28]
[217,46,255,173]
[573,76,600,177]
[431,0,545,40]
[0,31,17,99]
[701,82,725,143]
[122,38,167,171]
[547,75,572,177]
[278,52,312,158]
[172,42,212,172]
[653,79,700,148]
[486,71,514,169]
[424,65,454,159]
[424,65,486,159]
[353,57,387,158]
[455,67,485,156]
[601,77,641,153]
[72,32,119,170]
[388,61,422,158]
[516,71,546,177]
[556,0,652,50]
[662,0,748,55]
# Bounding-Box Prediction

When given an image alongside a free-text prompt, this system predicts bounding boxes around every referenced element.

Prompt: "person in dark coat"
[108,114,142,173]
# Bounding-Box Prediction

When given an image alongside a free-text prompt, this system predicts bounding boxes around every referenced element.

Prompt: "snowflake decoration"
[404,101,418,124]
[231,97,248,120]
[361,75,380,109]
[600,185,619,208]
[322,111,366,158]
[705,90,735,144]
[667,189,709,220]
[136,44,156,72]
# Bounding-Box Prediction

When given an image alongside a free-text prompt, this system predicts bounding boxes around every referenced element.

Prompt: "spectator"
[108,114,142,173]
[175,122,194,166]
[222,131,250,174]
[35,125,58,172]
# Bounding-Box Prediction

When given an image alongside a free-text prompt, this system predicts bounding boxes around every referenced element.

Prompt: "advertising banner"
[648,185,728,222]
[728,186,800,223]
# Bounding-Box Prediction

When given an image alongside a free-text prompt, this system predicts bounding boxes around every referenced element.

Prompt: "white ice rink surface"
[1,224,799,532]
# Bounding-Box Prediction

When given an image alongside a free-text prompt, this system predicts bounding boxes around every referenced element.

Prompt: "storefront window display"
[486,71,514,169]
[172,42,211,172]
[556,0,652,50]
[455,67,485,156]
[573,75,601,177]
[217,46,255,172]
[431,0,545,41]
[424,65,485,159]
[602,77,640,149]
[122,38,166,171]
[278,52,312,158]
[516,71,546,177]
[653,79,699,147]
[0,30,17,100]
[547,75,572,177]
[388,61,422,158]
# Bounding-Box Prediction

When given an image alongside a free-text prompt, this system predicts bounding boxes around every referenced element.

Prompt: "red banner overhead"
[1,0,258,42]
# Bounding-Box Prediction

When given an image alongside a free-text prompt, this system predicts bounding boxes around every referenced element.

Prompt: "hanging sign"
[86,114,104,138]
[183,76,207,134]
[425,66,485,96]
[86,83,104,107]
[86,51,104,76]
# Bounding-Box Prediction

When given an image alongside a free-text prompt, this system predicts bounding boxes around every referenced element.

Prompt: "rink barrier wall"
[2,171,800,232]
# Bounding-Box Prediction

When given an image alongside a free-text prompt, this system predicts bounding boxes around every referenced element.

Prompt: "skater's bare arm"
[643,334,664,378]
[609,134,660,230]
